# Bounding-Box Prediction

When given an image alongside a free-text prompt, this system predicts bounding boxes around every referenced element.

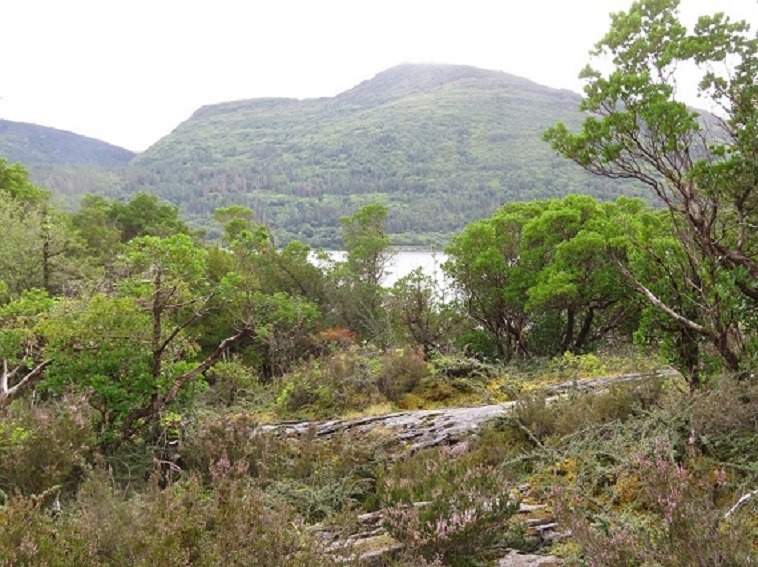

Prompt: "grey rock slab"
[498,550,562,566]
[258,370,678,451]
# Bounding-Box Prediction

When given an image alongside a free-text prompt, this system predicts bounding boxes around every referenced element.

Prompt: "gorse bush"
[507,375,758,566]
[508,377,666,446]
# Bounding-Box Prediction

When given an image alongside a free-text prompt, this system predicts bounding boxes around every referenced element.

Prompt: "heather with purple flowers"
[379,448,520,563]
[554,438,754,566]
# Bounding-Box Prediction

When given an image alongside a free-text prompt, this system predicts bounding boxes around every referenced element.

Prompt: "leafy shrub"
[376,347,429,401]
[201,360,260,407]
[275,345,384,416]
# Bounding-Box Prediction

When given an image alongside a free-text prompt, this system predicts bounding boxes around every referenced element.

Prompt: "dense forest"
[0,1,755,565]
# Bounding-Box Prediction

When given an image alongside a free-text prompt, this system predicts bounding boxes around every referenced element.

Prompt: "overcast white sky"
[2,0,756,152]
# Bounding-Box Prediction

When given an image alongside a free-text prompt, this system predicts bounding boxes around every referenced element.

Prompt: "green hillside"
[0,119,134,166]
[0,119,135,204]
[129,64,642,247]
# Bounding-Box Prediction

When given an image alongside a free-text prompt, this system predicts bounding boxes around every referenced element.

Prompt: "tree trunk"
[572,308,595,352]
[560,308,575,354]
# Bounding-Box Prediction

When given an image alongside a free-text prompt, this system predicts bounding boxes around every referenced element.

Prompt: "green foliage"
[41,294,154,434]
[0,160,86,297]
[0,289,56,365]
[340,202,391,286]
[445,195,643,360]
[69,194,121,260]
[327,203,394,341]
[389,268,460,355]
[38,234,246,442]
[213,204,260,246]
[545,0,756,378]
[246,291,321,379]
[274,345,385,416]
[201,361,260,407]
[109,191,191,242]
[0,157,49,202]
[69,192,192,267]
[1,29,754,560]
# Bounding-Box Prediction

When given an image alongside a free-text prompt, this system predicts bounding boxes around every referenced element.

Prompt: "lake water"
[316,250,450,288]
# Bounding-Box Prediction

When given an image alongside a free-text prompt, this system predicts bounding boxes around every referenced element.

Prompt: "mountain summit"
[128,63,636,246]
[337,63,566,106]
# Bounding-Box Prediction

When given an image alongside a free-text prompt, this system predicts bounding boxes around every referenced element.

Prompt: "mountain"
[6,65,644,246]
[0,119,136,204]
[127,64,642,247]
[0,119,135,166]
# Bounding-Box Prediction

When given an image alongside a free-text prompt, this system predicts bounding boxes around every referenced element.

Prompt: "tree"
[444,201,539,359]
[544,0,756,376]
[445,196,645,359]
[0,161,83,298]
[340,203,392,287]
[329,203,395,340]
[522,196,640,355]
[0,158,48,203]
[108,192,190,242]
[70,195,121,262]
[213,205,268,247]
[0,290,55,408]
[41,235,252,443]
[389,268,458,356]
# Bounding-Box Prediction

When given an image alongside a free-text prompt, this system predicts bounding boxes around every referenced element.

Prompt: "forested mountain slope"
[128,64,641,246]
[0,119,135,203]
[0,119,134,166]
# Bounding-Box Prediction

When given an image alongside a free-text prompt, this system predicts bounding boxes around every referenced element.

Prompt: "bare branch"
[0,359,53,408]
[609,254,712,338]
